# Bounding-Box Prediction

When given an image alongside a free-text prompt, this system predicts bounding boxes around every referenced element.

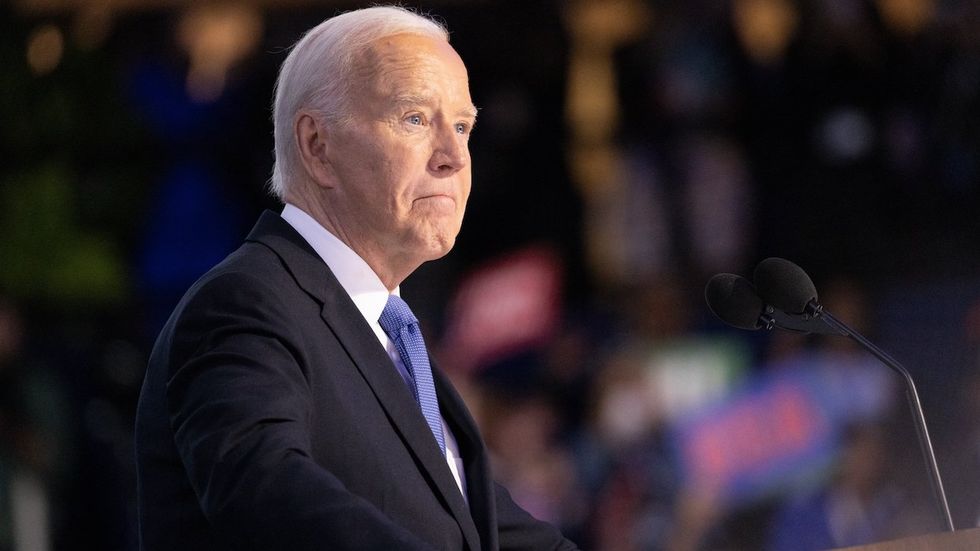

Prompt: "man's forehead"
[350,35,475,115]
[355,33,467,81]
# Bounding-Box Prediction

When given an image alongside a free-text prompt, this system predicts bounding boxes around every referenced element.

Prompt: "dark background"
[2,1,980,549]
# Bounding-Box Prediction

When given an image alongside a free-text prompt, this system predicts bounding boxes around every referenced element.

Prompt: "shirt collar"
[280,203,396,331]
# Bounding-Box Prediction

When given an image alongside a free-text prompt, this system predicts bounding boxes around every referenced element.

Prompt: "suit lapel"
[245,211,482,550]
[434,368,498,551]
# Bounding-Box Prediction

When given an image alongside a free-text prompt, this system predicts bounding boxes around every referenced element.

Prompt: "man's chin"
[419,233,458,262]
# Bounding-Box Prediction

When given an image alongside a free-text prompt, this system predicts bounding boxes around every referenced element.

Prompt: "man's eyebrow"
[391,95,479,121]
[460,104,479,121]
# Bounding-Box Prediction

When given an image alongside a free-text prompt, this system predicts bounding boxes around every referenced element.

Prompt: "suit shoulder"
[148,244,311,381]
[155,243,302,348]
[183,242,295,301]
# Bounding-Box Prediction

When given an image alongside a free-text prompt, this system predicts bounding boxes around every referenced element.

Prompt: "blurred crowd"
[3,0,980,549]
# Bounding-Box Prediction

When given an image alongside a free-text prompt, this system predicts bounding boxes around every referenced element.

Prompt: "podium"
[835,527,980,550]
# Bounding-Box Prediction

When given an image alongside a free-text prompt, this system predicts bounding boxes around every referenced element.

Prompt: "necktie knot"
[379,295,418,338]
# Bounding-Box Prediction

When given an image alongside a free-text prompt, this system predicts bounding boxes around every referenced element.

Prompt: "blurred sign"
[644,337,750,421]
[672,357,892,504]
[442,246,562,373]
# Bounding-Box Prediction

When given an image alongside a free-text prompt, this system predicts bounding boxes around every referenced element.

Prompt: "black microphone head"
[753,257,818,314]
[705,273,766,331]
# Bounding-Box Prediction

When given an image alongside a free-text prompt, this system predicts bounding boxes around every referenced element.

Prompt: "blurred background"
[2,0,980,549]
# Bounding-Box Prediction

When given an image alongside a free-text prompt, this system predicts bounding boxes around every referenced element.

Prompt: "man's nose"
[429,124,469,175]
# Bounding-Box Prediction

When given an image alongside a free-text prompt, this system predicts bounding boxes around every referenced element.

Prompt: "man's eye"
[406,115,423,125]
[455,123,470,135]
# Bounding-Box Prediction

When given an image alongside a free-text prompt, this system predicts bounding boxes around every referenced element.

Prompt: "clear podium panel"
[834,527,980,551]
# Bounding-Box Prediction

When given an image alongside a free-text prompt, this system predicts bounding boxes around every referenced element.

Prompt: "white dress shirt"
[280,204,468,500]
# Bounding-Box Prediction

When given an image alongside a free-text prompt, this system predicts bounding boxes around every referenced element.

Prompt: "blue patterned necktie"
[379,295,446,455]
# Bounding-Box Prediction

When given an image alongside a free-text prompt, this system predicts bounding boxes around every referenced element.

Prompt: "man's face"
[323,33,476,274]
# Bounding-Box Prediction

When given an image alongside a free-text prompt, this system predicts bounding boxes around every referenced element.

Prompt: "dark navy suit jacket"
[135,211,576,550]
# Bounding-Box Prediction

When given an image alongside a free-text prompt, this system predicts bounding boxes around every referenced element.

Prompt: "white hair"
[269,6,449,199]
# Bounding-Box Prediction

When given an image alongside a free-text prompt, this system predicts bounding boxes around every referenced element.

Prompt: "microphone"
[704,273,772,330]
[750,257,955,532]
[753,257,820,316]
[704,273,844,336]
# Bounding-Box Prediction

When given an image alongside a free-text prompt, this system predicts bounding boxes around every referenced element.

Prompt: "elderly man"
[135,6,578,551]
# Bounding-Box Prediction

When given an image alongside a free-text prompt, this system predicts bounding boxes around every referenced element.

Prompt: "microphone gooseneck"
[747,259,955,533]
[820,311,954,532]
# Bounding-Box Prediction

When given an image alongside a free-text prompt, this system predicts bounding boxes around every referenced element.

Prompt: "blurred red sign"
[442,246,562,373]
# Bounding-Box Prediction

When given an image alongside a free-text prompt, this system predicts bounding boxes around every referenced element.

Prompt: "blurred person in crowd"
[766,422,909,551]
[579,278,754,550]
[134,6,577,550]
[944,307,980,528]
[584,345,678,550]
[480,392,586,532]
[0,297,71,550]
[945,370,980,527]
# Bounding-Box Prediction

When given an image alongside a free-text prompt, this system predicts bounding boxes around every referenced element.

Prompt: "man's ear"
[295,111,336,188]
